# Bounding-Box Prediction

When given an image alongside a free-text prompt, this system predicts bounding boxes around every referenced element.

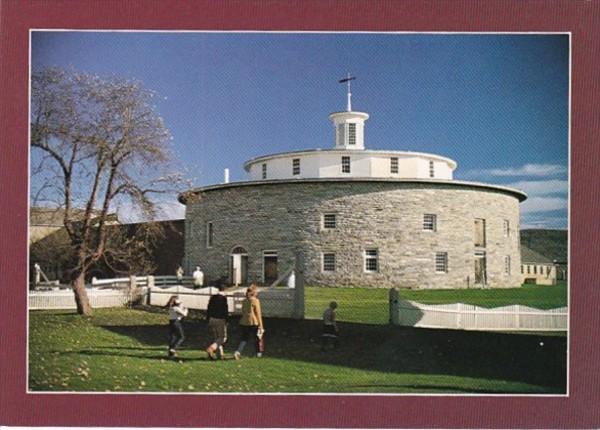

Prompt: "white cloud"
[114,198,185,223]
[521,214,568,229]
[520,196,568,213]
[463,163,567,178]
[508,179,568,196]
[155,201,185,221]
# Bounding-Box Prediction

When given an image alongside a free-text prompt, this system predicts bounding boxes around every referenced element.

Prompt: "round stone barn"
[180,91,526,289]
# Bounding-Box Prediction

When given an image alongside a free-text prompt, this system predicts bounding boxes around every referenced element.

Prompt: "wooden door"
[474,253,487,286]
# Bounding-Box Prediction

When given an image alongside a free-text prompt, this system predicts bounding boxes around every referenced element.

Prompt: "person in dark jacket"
[205,285,229,360]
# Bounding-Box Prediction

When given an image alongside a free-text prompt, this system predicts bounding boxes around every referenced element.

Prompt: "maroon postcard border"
[1,1,599,428]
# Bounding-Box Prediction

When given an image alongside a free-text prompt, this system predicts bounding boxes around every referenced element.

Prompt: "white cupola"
[328,74,369,150]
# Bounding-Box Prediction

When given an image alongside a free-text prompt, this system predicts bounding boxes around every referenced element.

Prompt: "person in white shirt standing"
[166,295,188,358]
[192,266,204,288]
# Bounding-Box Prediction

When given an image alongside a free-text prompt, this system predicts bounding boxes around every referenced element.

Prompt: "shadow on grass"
[50,348,213,362]
[92,315,566,393]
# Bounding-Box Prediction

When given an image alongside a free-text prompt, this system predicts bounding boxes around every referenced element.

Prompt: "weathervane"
[339,73,356,112]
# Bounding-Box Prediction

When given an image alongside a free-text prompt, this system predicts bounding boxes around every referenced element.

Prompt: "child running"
[166,295,188,358]
[321,301,339,350]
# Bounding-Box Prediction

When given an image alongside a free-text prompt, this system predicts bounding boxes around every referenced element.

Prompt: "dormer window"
[348,123,356,145]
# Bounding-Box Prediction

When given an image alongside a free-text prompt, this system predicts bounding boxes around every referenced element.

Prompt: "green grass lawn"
[29,307,566,394]
[305,282,567,325]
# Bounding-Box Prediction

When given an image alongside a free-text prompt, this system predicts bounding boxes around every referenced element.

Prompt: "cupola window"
[348,123,356,145]
[337,124,345,147]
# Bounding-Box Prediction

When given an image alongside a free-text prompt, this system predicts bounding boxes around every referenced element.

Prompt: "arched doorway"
[230,246,248,286]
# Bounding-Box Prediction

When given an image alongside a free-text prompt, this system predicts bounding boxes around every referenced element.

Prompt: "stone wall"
[184,181,522,289]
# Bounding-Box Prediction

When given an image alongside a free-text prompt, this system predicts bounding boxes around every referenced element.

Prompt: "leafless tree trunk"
[31,68,187,315]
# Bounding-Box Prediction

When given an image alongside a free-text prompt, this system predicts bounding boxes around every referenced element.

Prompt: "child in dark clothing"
[321,301,339,350]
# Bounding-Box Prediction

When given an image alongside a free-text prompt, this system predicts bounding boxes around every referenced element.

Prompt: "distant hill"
[520,229,568,263]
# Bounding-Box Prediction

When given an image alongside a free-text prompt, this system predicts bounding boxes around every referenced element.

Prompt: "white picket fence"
[148,285,297,318]
[91,275,194,289]
[29,275,302,318]
[29,288,139,310]
[391,299,567,331]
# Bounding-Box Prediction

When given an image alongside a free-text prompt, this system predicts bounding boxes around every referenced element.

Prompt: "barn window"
[292,158,300,175]
[261,163,267,179]
[348,123,356,145]
[435,252,448,273]
[423,214,437,231]
[341,156,351,173]
[429,160,435,178]
[364,249,378,272]
[390,157,398,174]
[206,222,213,248]
[322,253,336,272]
[503,220,510,237]
[474,218,486,247]
[504,256,511,275]
[323,213,337,229]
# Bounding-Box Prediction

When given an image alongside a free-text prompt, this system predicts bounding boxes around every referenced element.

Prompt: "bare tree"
[30,68,185,315]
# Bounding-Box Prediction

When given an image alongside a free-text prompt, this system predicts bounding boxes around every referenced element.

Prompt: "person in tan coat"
[234,284,264,359]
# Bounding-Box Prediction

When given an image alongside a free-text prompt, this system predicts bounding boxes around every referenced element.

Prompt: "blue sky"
[31,32,569,229]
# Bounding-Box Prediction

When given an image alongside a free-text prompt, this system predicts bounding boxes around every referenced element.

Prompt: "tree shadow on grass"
[50,347,212,362]
[95,315,566,393]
